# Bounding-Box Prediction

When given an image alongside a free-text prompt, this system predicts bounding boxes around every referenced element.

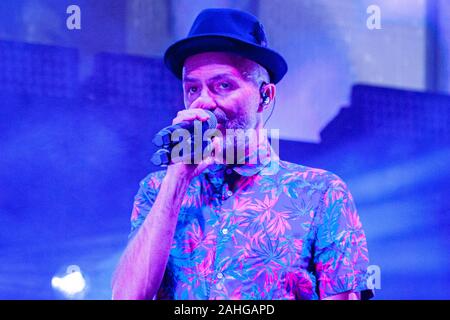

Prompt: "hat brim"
[164,34,288,84]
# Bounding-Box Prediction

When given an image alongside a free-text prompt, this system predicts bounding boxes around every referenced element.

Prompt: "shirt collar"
[233,143,280,177]
[204,141,280,178]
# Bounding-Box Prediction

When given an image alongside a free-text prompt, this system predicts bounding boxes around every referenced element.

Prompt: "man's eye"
[218,82,230,90]
[187,87,198,94]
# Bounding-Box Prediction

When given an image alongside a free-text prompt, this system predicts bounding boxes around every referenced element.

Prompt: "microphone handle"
[152,110,218,147]
[151,149,171,166]
[151,138,213,167]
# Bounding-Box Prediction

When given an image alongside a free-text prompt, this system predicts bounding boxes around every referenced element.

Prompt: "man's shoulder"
[138,169,167,191]
[276,159,347,187]
[138,162,349,191]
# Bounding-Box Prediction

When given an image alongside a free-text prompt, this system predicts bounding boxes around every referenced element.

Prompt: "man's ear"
[258,83,276,112]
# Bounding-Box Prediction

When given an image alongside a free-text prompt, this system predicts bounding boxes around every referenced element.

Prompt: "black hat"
[164,8,288,84]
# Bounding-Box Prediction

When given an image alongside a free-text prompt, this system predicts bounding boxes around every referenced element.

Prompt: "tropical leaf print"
[129,159,372,299]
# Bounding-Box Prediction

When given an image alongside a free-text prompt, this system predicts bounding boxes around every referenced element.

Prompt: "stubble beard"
[218,112,259,165]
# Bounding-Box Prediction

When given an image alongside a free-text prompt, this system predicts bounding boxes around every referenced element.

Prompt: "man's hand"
[323,291,361,300]
[167,108,222,179]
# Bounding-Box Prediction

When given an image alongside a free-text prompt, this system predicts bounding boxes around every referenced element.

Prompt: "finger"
[172,109,210,125]
[210,135,224,163]
[184,108,211,120]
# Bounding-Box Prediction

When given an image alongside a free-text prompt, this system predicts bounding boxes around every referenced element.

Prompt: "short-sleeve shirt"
[129,154,373,300]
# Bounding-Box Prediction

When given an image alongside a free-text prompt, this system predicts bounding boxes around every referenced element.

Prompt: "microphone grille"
[212,109,228,124]
[205,110,217,129]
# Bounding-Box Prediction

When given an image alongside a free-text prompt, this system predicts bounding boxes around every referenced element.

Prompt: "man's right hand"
[166,108,222,180]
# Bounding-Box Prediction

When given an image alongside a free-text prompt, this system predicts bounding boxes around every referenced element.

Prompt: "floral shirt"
[129,153,372,300]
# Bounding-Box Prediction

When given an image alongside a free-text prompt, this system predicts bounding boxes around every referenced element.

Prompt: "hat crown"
[188,8,268,48]
[164,8,287,83]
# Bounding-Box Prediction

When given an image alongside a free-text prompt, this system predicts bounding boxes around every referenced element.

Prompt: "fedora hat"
[164,8,288,84]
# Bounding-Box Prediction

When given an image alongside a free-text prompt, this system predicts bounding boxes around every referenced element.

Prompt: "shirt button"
[221,228,229,235]
[226,168,233,175]
[217,272,224,279]
[226,190,233,197]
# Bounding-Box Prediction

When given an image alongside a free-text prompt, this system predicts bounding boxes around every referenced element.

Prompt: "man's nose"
[190,88,217,111]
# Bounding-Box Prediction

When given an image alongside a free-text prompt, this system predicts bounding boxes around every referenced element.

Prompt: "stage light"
[51,265,86,297]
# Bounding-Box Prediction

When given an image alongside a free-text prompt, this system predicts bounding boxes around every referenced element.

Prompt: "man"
[112,8,373,300]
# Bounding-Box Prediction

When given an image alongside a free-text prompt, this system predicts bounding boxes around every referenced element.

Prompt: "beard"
[224,110,257,130]
[208,108,260,165]
[213,107,255,131]
[216,113,259,165]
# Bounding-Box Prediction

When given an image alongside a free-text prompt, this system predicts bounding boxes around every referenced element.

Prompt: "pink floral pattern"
[130,159,372,300]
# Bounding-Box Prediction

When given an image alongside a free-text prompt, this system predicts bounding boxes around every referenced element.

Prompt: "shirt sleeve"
[128,171,165,241]
[313,174,373,299]
[127,170,178,299]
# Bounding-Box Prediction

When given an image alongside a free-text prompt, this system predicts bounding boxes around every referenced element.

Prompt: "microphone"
[152,110,218,148]
[151,109,227,166]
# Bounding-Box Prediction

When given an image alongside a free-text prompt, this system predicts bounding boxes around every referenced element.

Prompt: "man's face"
[182,52,262,132]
